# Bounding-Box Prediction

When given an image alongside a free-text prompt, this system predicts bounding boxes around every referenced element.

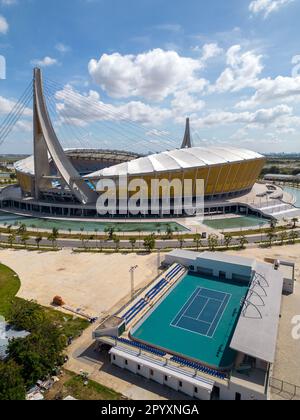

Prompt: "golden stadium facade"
[6,68,266,218]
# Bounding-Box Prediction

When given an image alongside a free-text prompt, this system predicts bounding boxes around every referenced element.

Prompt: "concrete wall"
[164,254,252,282]
[110,353,211,400]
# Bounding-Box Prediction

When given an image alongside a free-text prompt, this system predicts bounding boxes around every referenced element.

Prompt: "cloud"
[31,56,59,67]
[249,0,294,18]
[193,104,293,129]
[236,75,300,108]
[1,0,17,5]
[88,48,206,101]
[212,45,263,93]
[0,15,9,34]
[0,95,31,117]
[54,85,172,127]
[55,43,71,54]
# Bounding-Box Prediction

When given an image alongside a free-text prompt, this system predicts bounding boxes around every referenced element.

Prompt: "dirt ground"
[0,249,158,317]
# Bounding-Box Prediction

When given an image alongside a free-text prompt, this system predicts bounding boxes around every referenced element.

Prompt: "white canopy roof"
[87,147,263,178]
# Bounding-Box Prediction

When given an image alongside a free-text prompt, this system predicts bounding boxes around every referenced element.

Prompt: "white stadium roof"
[86,147,263,178]
[14,146,264,178]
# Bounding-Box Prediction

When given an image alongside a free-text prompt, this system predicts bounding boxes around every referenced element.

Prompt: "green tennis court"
[131,273,250,369]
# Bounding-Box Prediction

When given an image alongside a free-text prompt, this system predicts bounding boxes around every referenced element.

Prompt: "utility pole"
[157,249,161,275]
[129,265,138,302]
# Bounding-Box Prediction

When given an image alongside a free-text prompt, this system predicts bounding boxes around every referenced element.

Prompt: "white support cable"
[0,87,33,139]
[44,81,158,154]
[0,81,32,134]
[44,87,89,149]
[44,78,180,151]
[0,91,33,146]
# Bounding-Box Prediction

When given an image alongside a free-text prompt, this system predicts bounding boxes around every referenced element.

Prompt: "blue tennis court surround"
[171,287,231,338]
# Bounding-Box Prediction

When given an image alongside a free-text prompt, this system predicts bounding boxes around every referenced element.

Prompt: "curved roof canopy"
[86,147,264,178]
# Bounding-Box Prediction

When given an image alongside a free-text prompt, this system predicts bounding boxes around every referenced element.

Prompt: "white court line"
[206,293,232,338]
[183,315,211,325]
[171,290,232,338]
[170,287,203,327]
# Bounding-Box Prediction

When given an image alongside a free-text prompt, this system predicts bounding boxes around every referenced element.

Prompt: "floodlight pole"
[130,265,138,302]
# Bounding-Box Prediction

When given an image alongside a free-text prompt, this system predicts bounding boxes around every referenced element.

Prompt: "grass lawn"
[46,370,124,400]
[0,263,21,318]
[0,263,89,337]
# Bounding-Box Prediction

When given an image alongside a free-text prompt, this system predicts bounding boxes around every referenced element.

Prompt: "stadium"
[93,250,292,401]
[0,68,266,219]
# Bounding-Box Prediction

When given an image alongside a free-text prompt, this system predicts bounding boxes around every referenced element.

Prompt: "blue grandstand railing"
[122,265,184,325]
[171,356,227,381]
[112,336,167,357]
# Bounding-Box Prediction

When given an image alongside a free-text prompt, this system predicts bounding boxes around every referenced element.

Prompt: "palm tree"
[8,232,16,248]
[223,234,233,249]
[193,234,202,251]
[179,238,185,249]
[238,235,248,250]
[105,226,115,240]
[267,232,276,247]
[129,238,137,252]
[269,219,278,230]
[94,228,99,248]
[208,234,219,251]
[165,224,174,239]
[143,234,156,253]
[20,233,30,249]
[292,218,299,229]
[113,235,120,251]
[35,234,43,249]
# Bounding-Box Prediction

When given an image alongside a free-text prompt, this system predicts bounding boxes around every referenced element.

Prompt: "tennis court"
[131,273,249,369]
[171,288,231,338]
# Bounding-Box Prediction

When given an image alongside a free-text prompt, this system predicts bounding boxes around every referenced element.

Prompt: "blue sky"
[1,0,300,154]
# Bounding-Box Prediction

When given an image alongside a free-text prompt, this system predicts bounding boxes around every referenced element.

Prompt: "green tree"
[112,235,120,251]
[47,228,59,249]
[165,224,174,239]
[129,238,137,252]
[8,300,46,332]
[279,231,288,246]
[0,360,26,401]
[193,234,202,251]
[238,236,248,250]
[223,234,233,249]
[208,234,219,251]
[35,234,43,249]
[8,323,66,387]
[179,238,185,249]
[20,233,30,249]
[267,232,277,247]
[289,230,299,244]
[105,226,115,240]
[292,218,299,229]
[143,234,156,253]
[7,233,16,248]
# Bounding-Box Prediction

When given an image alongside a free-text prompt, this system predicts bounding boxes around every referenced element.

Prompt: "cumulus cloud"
[0,95,31,116]
[212,45,263,93]
[54,85,172,127]
[249,0,294,18]
[31,56,59,67]
[236,75,300,108]
[193,104,293,129]
[88,48,206,101]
